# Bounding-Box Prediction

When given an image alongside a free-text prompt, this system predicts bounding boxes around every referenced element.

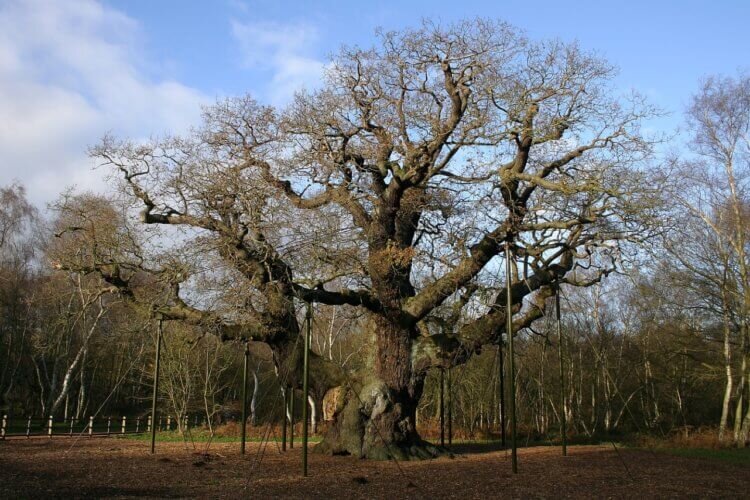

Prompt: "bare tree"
[0,183,38,410]
[72,19,663,458]
[668,73,750,445]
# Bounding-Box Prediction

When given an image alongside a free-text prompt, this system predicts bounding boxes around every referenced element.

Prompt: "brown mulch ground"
[1,438,747,498]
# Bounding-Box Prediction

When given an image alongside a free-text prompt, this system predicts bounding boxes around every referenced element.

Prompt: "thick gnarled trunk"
[316,315,439,459]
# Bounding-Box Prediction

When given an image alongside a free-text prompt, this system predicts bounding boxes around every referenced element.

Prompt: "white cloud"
[0,0,209,208]
[231,19,325,105]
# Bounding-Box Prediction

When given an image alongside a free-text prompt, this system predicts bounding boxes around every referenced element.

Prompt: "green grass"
[659,447,750,466]
[117,430,322,443]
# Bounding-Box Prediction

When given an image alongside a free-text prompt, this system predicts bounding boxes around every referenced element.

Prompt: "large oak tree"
[67,19,663,458]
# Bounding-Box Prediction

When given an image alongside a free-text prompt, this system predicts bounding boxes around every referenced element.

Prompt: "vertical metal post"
[48,415,53,437]
[447,367,453,447]
[26,416,31,438]
[505,241,518,474]
[88,416,93,437]
[241,341,249,455]
[1,414,6,440]
[147,415,152,433]
[556,283,567,456]
[289,389,294,449]
[440,368,445,447]
[302,302,312,477]
[281,387,287,452]
[499,342,506,448]
[122,416,127,434]
[150,318,163,454]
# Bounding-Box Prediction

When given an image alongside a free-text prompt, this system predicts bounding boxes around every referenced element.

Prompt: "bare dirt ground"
[1,438,748,498]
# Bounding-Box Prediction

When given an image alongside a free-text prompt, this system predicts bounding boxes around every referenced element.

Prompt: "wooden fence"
[0,414,203,439]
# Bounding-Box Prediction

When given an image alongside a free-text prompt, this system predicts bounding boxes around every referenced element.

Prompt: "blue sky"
[1,0,748,206]
[110,0,750,108]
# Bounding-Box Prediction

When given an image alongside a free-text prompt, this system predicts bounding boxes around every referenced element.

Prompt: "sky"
[1,0,748,208]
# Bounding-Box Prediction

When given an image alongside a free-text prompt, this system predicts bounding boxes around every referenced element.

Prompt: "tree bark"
[315,315,438,459]
[719,297,734,441]
[250,369,259,426]
[308,395,317,434]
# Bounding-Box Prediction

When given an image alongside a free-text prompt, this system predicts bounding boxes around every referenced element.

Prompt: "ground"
[1,438,748,498]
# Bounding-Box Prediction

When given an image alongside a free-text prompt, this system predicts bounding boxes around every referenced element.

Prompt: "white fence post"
[121,416,127,434]
[47,416,53,437]
[89,416,94,437]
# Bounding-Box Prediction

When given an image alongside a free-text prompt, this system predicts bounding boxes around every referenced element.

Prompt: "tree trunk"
[308,394,317,434]
[250,369,259,426]
[315,315,438,459]
[75,347,87,420]
[738,337,749,446]
[735,331,747,444]
[50,311,103,417]
[719,311,734,441]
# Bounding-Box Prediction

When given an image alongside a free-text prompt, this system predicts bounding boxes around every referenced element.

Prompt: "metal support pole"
[48,415,53,437]
[241,341,249,455]
[1,414,6,440]
[447,367,453,447]
[505,241,518,473]
[26,416,31,438]
[499,342,506,448]
[289,389,294,449]
[302,302,312,477]
[88,416,93,437]
[122,416,127,434]
[440,368,445,447]
[556,284,568,456]
[150,318,163,454]
[281,388,287,452]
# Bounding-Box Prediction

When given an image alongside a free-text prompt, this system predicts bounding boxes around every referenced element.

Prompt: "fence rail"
[0,414,203,439]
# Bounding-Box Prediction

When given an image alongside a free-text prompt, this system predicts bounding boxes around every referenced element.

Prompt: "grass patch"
[117,430,321,443]
[659,447,750,466]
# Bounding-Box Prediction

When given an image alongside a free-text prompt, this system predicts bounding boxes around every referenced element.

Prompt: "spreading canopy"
[61,19,665,458]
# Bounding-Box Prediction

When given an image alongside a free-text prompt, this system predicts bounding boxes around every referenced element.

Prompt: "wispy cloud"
[0,0,208,207]
[231,19,325,105]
